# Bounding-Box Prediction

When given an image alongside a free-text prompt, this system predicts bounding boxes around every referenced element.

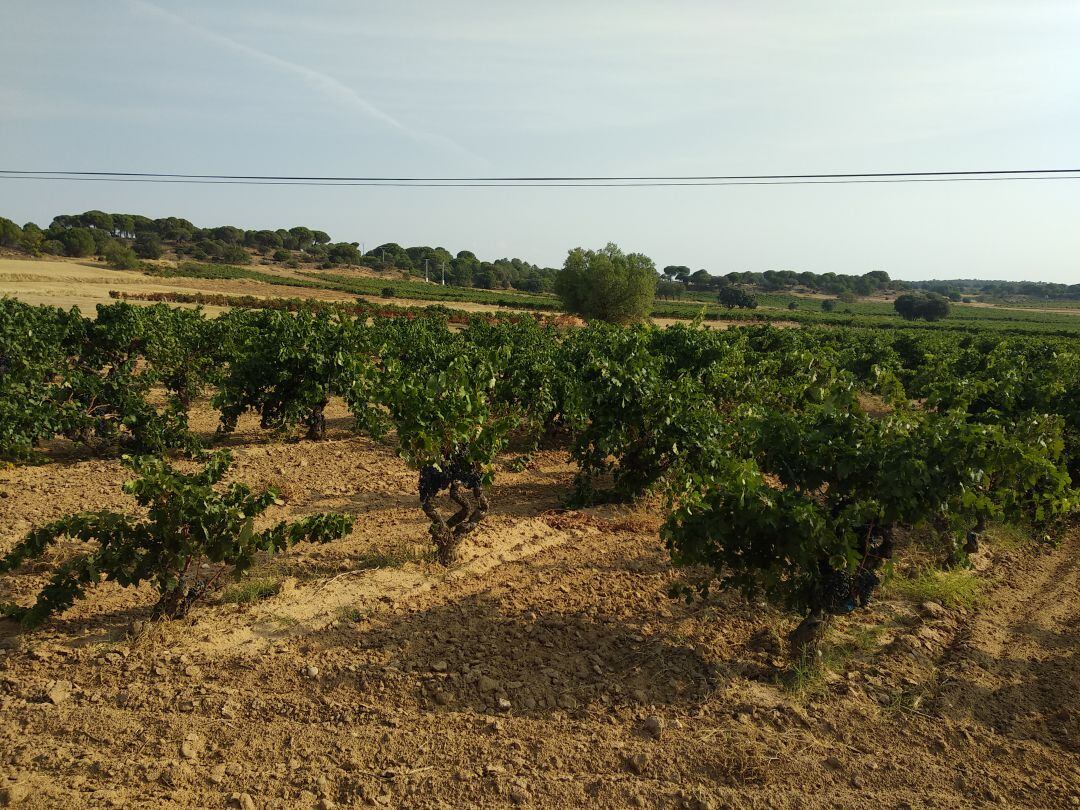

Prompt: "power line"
[1,167,1079,181]
[1,174,1080,188]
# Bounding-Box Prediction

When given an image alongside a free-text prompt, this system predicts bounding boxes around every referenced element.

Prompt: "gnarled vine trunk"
[306,400,328,441]
[419,461,489,565]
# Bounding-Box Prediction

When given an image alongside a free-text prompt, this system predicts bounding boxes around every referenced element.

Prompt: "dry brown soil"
[0,258,513,318]
[0,400,1077,809]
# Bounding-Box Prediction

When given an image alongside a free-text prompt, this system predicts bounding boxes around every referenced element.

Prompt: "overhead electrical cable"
[1,167,1079,188]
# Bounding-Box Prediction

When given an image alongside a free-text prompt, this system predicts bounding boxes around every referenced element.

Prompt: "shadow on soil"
[934,627,1078,752]
[312,592,723,717]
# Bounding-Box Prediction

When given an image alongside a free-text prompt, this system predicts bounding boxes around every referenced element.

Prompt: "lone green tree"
[894,292,951,322]
[554,243,657,324]
[717,286,758,309]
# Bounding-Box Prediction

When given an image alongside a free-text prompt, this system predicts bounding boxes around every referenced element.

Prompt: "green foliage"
[214,309,368,440]
[0,298,86,459]
[717,286,759,309]
[554,243,657,324]
[895,292,952,322]
[133,232,163,259]
[378,339,512,479]
[102,240,140,270]
[656,279,685,300]
[0,300,216,459]
[563,323,726,502]
[0,217,22,248]
[0,452,353,628]
[57,227,96,258]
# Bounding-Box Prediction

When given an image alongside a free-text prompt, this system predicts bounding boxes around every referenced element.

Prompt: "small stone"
[431,660,448,673]
[625,752,648,775]
[130,620,146,636]
[558,693,578,711]
[45,679,73,705]
[824,756,843,770]
[477,676,498,693]
[434,691,452,706]
[304,665,320,678]
[180,734,202,760]
[230,793,256,810]
[316,775,331,796]
[318,800,335,810]
[209,765,227,785]
[221,704,238,719]
[643,716,663,739]
[497,698,512,711]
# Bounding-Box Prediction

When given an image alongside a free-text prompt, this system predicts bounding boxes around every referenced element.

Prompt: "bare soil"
[0,400,1077,809]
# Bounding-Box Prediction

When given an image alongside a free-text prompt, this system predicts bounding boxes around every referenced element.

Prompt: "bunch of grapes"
[418,454,481,501]
[821,566,880,615]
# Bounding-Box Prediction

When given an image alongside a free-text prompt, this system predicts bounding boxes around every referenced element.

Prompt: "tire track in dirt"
[934,531,1079,753]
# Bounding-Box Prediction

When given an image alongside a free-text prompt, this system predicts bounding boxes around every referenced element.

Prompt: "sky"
[2,1,1079,283]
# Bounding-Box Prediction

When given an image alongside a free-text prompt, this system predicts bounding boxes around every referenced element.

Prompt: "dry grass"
[884,568,982,609]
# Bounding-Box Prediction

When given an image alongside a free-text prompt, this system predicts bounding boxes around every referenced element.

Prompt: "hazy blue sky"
[2,1,1078,282]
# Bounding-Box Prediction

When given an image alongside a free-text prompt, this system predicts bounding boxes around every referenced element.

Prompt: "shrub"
[58,227,96,258]
[102,241,140,270]
[0,452,353,628]
[717,286,758,309]
[895,292,952,322]
[220,244,250,265]
[133,233,163,259]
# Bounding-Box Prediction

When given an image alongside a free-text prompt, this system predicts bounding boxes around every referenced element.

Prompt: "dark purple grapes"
[419,455,482,501]
[821,567,879,615]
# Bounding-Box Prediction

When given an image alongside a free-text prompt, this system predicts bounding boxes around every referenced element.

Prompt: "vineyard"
[1,296,1078,807]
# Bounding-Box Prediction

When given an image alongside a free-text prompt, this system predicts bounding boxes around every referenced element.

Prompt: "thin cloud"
[128,0,483,165]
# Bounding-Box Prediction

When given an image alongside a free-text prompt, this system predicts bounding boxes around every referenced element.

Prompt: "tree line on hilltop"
[2,210,1075,302]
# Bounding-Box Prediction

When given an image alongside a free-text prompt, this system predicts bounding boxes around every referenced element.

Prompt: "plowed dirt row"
[1,411,1077,809]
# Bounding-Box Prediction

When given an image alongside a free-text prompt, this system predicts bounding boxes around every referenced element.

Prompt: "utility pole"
[424,258,430,282]
[440,262,446,286]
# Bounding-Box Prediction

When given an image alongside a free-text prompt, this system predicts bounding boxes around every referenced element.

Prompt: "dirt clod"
[0,783,30,806]
[920,601,949,619]
[625,752,648,775]
[44,680,72,705]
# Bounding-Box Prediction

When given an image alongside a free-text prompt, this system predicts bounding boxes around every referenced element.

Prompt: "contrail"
[129,0,484,164]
